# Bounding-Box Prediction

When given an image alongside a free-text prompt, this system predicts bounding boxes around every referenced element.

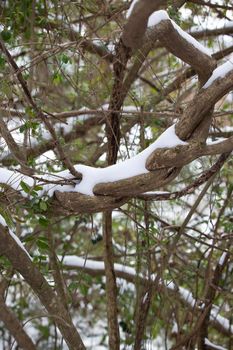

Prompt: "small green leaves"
[38,216,49,227]
[20,180,31,194]
[1,30,11,42]
[0,55,5,69]
[52,72,63,85]
[0,207,14,228]
[19,120,39,136]
[37,236,49,251]
[61,54,70,64]
[39,200,48,212]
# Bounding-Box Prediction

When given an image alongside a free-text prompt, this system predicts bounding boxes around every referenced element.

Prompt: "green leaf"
[0,55,5,69]
[1,30,11,42]
[34,185,43,192]
[38,216,49,227]
[20,181,31,194]
[39,201,47,211]
[0,207,14,228]
[61,54,70,64]
[37,324,50,339]
[37,237,49,251]
[69,281,79,291]
[52,72,62,85]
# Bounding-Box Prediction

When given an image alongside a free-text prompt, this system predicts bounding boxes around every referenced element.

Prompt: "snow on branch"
[122,0,211,56]
[73,124,186,195]
[0,215,30,258]
[59,255,233,337]
[123,1,217,84]
[0,124,186,197]
[205,338,227,350]
[203,55,233,89]
[147,10,211,56]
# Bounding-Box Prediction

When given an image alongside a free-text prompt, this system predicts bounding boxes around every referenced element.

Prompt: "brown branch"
[138,152,231,201]
[176,69,233,140]
[0,37,82,180]
[59,257,233,337]
[148,20,216,85]
[47,228,70,311]
[191,24,233,39]
[42,20,114,63]
[188,0,233,11]
[103,211,120,350]
[106,39,131,165]
[150,45,233,107]
[146,137,233,170]
[198,252,230,349]
[0,296,37,350]
[122,0,166,49]
[197,187,233,349]
[0,223,86,350]
[124,4,216,83]
[0,119,33,174]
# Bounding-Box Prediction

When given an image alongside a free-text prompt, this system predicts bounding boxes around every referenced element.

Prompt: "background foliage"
[0,0,233,349]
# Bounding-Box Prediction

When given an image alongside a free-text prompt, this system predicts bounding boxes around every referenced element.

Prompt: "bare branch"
[0,223,86,350]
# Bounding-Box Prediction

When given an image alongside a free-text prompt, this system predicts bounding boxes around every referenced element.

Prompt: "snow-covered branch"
[59,255,233,337]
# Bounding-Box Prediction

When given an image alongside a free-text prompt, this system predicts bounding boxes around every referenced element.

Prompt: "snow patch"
[219,252,227,266]
[203,55,233,89]
[205,338,227,350]
[127,4,211,56]
[126,0,139,18]
[171,20,211,56]
[60,255,137,276]
[0,125,186,197]
[0,169,34,197]
[74,124,187,195]
[148,10,169,27]
[0,215,31,258]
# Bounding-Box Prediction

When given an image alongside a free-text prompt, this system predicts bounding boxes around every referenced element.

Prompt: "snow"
[171,322,178,334]
[219,252,227,266]
[126,2,211,56]
[171,20,211,56]
[142,292,148,303]
[223,21,233,28]
[0,124,186,197]
[148,10,169,27]
[205,338,227,350]
[203,55,233,88]
[126,0,139,18]
[0,168,34,197]
[210,306,233,334]
[142,190,170,195]
[206,138,227,145]
[60,255,233,335]
[166,282,197,308]
[0,215,31,258]
[73,124,187,195]
[60,255,137,276]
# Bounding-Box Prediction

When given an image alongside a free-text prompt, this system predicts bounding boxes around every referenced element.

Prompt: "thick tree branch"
[0,223,86,350]
[0,296,37,350]
[148,19,216,84]
[122,0,166,49]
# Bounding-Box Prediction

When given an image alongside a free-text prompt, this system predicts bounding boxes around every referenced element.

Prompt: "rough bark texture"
[103,211,120,350]
[0,296,37,350]
[0,224,86,350]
